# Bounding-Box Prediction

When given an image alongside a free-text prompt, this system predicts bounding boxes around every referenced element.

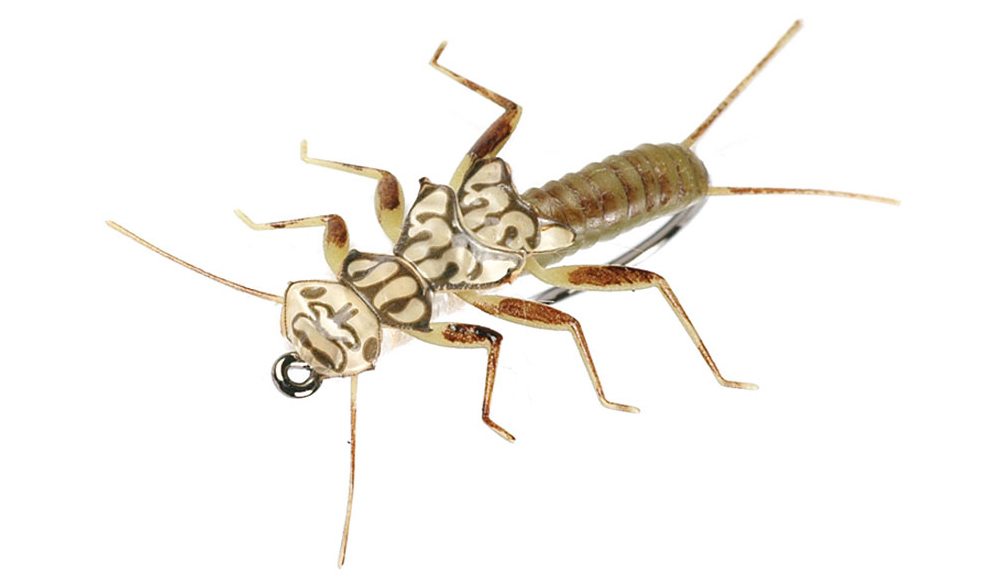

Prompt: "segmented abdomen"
[520,143,709,254]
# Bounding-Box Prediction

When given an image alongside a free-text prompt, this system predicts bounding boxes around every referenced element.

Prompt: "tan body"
[107,21,897,567]
[523,143,709,255]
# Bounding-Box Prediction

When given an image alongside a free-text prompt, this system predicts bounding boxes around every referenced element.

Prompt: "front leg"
[430,42,523,191]
[300,140,405,244]
[234,210,350,275]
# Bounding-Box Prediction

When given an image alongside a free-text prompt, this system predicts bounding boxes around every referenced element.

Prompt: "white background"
[2,1,985,584]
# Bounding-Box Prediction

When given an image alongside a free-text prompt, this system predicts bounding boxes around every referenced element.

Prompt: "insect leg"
[299,140,405,243]
[430,42,522,191]
[406,322,514,442]
[234,211,350,274]
[457,291,639,414]
[532,201,708,304]
[526,259,757,390]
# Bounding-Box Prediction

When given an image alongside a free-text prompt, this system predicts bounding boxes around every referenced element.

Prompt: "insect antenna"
[338,375,358,567]
[682,20,803,149]
[106,221,283,303]
[706,186,899,206]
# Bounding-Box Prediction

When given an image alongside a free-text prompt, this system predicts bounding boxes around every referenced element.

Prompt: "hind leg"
[430,43,522,191]
[527,259,757,390]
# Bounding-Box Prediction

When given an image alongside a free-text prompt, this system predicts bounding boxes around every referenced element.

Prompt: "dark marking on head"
[307,301,360,349]
[362,337,379,362]
[300,286,328,299]
[310,347,340,372]
[291,321,347,374]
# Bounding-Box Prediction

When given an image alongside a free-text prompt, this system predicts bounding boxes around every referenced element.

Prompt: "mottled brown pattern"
[394,182,525,290]
[291,316,347,374]
[468,107,517,162]
[458,158,540,252]
[282,281,382,378]
[340,251,433,331]
[108,24,828,564]
[567,265,652,287]
[442,323,502,346]
[496,297,571,325]
[324,215,349,248]
[376,173,402,211]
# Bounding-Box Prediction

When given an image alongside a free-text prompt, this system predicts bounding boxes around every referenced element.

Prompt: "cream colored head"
[281,281,382,378]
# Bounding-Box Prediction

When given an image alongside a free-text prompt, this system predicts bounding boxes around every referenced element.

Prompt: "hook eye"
[272,352,322,398]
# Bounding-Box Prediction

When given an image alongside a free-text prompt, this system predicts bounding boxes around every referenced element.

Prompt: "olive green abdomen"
[521,142,709,254]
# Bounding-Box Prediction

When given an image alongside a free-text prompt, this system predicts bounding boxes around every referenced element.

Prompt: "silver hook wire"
[531,200,706,305]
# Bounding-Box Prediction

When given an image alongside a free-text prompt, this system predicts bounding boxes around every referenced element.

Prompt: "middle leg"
[456,291,639,413]
[406,321,514,442]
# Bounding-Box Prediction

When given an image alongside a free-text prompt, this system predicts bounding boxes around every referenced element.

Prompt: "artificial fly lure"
[107,20,897,566]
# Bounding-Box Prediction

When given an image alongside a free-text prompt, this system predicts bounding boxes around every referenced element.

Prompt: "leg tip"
[602,400,640,414]
[432,41,448,64]
[720,379,759,391]
[496,428,517,443]
[485,419,516,443]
